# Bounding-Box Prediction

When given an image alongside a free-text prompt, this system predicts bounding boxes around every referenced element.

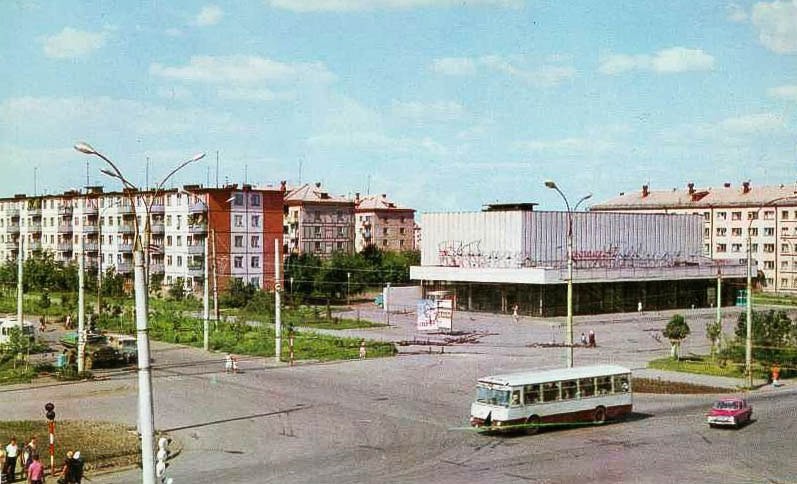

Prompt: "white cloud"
[599,47,715,75]
[727,3,748,22]
[768,84,797,100]
[41,27,107,59]
[430,57,477,76]
[217,87,295,102]
[752,0,797,53]
[266,0,522,12]
[195,5,224,26]
[515,125,630,156]
[391,100,465,120]
[431,55,575,87]
[717,112,785,134]
[150,55,336,86]
[659,112,787,147]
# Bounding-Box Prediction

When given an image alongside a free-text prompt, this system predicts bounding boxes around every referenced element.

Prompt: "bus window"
[543,382,560,402]
[476,386,510,406]
[614,374,630,393]
[579,378,594,398]
[510,390,521,407]
[561,380,577,400]
[524,384,540,404]
[596,376,612,395]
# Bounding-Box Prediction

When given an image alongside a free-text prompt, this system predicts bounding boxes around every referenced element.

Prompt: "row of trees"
[285,247,420,301]
[0,252,127,298]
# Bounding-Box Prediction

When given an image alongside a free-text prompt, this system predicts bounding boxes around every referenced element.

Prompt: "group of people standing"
[580,330,597,347]
[2,437,83,484]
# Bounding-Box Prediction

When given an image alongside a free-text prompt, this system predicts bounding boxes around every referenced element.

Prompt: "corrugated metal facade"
[421,210,703,266]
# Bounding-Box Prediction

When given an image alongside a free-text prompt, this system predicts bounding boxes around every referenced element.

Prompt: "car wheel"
[593,406,607,425]
[708,423,716,429]
[525,416,541,435]
[733,417,739,428]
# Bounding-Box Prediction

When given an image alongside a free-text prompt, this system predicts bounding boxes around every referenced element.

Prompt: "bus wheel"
[525,416,541,435]
[593,406,606,424]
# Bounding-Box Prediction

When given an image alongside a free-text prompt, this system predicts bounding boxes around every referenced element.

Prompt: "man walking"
[4,437,18,483]
[26,454,43,484]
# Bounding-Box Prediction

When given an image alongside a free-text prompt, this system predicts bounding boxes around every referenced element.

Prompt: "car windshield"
[476,386,510,407]
[714,400,741,410]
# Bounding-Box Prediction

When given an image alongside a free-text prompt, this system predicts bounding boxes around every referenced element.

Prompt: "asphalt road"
[2,305,795,483]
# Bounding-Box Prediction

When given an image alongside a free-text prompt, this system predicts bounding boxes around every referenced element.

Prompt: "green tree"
[101,267,125,297]
[705,319,722,360]
[221,279,257,308]
[168,278,187,301]
[733,309,794,366]
[39,291,51,309]
[663,314,691,360]
[284,253,322,297]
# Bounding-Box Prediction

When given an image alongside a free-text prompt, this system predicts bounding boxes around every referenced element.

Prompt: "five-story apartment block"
[354,193,415,252]
[283,182,355,258]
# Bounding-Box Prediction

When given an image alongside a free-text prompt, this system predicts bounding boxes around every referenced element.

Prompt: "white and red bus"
[469,364,633,434]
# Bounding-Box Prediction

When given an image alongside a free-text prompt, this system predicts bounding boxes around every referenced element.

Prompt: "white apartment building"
[592,181,797,294]
[0,183,284,293]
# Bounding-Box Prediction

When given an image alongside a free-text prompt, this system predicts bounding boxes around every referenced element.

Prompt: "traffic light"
[156,436,173,483]
[45,402,55,421]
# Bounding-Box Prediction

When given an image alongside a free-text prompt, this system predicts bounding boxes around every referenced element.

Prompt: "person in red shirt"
[26,453,43,484]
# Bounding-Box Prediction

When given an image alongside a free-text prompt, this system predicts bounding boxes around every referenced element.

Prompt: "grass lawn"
[648,355,769,379]
[0,359,36,385]
[293,319,387,330]
[0,421,145,474]
[632,378,732,394]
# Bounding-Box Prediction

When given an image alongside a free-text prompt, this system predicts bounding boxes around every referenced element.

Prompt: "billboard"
[417,300,438,331]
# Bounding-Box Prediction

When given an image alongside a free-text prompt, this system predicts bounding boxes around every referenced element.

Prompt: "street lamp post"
[74,142,204,484]
[545,180,592,368]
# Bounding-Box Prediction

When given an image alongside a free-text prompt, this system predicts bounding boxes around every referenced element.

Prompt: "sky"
[1,0,796,214]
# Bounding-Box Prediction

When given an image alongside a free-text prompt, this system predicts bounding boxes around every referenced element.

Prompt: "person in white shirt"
[4,436,19,483]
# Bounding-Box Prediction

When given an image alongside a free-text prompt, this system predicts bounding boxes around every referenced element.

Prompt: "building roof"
[283,183,352,206]
[355,193,414,212]
[482,202,538,212]
[478,365,631,387]
[592,182,797,211]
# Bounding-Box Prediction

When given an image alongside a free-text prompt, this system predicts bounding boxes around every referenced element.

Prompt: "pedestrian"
[232,355,239,374]
[58,451,73,484]
[512,304,519,323]
[39,316,46,332]
[359,340,367,359]
[588,330,596,348]
[22,437,36,479]
[3,437,18,483]
[637,301,643,312]
[224,353,233,373]
[64,314,72,330]
[70,451,83,484]
[580,332,587,346]
[26,454,43,484]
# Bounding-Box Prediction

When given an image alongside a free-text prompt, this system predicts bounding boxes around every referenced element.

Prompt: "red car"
[706,397,752,428]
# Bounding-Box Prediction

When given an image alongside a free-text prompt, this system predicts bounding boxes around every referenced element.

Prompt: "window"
[176,215,182,230]
[542,382,560,402]
[781,260,789,269]
[716,243,727,253]
[400,227,406,235]
[614,374,630,392]
[751,243,759,252]
[748,228,758,236]
[561,380,578,400]
[234,215,243,227]
[382,227,388,236]
[596,376,612,394]
[176,236,182,247]
[166,255,173,266]
[732,227,742,237]
[764,244,775,253]
[703,212,710,220]
[716,227,727,237]
[764,227,775,236]
[523,384,541,404]
[166,235,173,247]
[782,211,789,220]
[716,211,727,220]
[782,278,789,287]
[176,256,182,267]
[731,211,742,221]
[234,236,243,248]
[337,227,345,237]
[748,211,759,220]
[703,228,710,237]
[731,243,742,252]
[336,241,343,250]
[783,244,790,253]
[251,256,260,268]
[250,277,260,287]
[233,193,244,206]
[166,215,172,227]
[251,236,259,247]
[251,215,260,227]
[764,210,775,220]
[234,256,243,268]
[510,389,521,407]
[579,378,595,398]
[314,241,321,252]
[250,194,261,207]
[764,260,775,269]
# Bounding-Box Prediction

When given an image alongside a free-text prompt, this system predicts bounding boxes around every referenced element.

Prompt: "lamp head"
[100,168,118,179]
[74,142,96,155]
[544,180,557,189]
[584,193,593,200]
[191,153,206,162]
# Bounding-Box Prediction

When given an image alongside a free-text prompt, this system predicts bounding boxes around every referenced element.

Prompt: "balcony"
[188,202,207,214]
[187,262,205,276]
[27,206,42,216]
[83,205,98,215]
[150,222,165,234]
[115,262,133,274]
[117,204,134,215]
[57,242,73,252]
[7,224,20,234]
[28,222,42,233]
[187,243,205,255]
[58,222,73,233]
[82,224,99,234]
[118,243,134,253]
[83,242,99,252]
[29,241,42,251]
[4,241,18,250]
[118,224,135,234]
[58,205,73,216]
[188,223,207,234]
[6,208,19,218]
[149,263,165,274]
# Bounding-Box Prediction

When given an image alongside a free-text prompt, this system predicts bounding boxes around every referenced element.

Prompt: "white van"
[0,317,37,346]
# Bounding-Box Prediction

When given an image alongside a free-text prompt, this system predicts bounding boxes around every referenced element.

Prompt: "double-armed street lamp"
[544,180,592,368]
[74,141,204,484]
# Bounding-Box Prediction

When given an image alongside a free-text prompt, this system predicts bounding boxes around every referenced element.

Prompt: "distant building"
[354,193,415,252]
[283,182,355,258]
[592,182,797,294]
[0,184,283,293]
[410,205,744,316]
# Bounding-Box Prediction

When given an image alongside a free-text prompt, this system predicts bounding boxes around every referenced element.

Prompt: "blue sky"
[1,0,796,213]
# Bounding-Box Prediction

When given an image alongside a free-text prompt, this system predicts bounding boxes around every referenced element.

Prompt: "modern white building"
[592,182,797,294]
[410,204,745,316]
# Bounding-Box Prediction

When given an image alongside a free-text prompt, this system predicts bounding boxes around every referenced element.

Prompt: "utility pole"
[716,268,722,330]
[347,272,351,306]
[77,239,86,372]
[385,282,391,326]
[203,231,210,351]
[275,238,282,363]
[212,229,219,322]
[134,249,156,484]
[16,233,23,329]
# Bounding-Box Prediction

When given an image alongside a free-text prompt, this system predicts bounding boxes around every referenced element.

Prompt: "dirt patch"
[633,377,732,394]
